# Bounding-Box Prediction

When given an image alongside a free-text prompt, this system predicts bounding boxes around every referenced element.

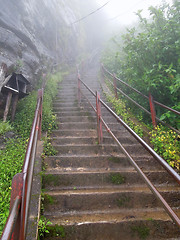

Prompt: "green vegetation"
[150,125,180,170]
[131,224,150,239]
[46,224,65,238]
[0,138,26,233]
[102,1,180,171]
[0,71,62,235]
[39,193,65,239]
[0,121,13,136]
[109,173,125,184]
[117,196,130,207]
[106,94,144,137]
[43,193,54,205]
[38,216,52,239]
[41,137,57,159]
[108,156,122,163]
[102,1,180,129]
[42,174,60,187]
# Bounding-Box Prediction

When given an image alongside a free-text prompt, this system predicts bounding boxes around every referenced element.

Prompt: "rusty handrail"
[78,76,180,185]
[77,74,180,228]
[1,197,21,240]
[1,89,43,240]
[102,64,180,116]
[106,74,180,134]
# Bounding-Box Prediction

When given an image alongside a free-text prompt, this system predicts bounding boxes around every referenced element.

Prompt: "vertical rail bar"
[113,73,117,99]
[38,89,43,140]
[149,92,157,128]
[96,91,103,144]
[78,77,81,105]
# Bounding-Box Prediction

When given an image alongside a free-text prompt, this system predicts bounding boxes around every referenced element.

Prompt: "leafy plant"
[0,121,13,136]
[105,93,144,137]
[131,224,150,239]
[102,1,180,128]
[42,137,57,158]
[109,173,125,184]
[0,138,26,234]
[38,216,52,239]
[46,224,65,238]
[150,125,180,170]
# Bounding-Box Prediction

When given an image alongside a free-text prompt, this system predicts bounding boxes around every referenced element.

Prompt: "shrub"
[150,125,180,170]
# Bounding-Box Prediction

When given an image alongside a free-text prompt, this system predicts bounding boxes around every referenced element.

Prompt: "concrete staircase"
[42,70,180,239]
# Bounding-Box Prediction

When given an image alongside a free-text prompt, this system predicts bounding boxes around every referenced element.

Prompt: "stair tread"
[44,207,180,224]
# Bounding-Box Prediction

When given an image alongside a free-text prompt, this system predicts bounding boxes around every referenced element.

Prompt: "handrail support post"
[96,91,103,144]
[78,77,81,105]
[38,89,43,140]
[149,92,157,128]
[113,73,117,99]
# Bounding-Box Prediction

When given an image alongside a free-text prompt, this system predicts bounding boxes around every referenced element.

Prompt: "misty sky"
[96,0,173,25]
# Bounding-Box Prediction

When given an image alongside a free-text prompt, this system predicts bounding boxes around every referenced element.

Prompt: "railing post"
[78,77,81,105]
[113,73,117,99]
[96,91,103,144]
[38,89,43,140]
[149,92,157,128]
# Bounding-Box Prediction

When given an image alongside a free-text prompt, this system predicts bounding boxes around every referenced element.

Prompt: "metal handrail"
[79,77,180,184]
[106,74,180,134]
[1,89,43,240]
[102,64,180,116]
[77,74,180,228]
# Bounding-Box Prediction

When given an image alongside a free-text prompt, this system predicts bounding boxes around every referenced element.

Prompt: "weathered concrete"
[26,140,43,240]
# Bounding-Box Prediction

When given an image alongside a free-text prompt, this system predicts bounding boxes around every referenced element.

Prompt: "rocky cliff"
[0,0,81,85]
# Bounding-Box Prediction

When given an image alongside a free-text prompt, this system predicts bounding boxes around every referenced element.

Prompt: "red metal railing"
[1,88,43,240]
[101,64,180,134]
[77,73,180,228]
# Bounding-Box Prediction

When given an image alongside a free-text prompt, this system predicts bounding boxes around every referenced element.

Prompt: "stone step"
[56,115,119,123]
[57,115,96,122]
[56,122,137,134]
[53,106,83,112]
[51,129,97,137]
[43,187,180,213]
[42,170,175,190]
[40,216,180,240]
[53,103,78,108]
[51,136,137,145]
[41,71,180,240]
[52,144,149,155]
[44,154,163,171]
[57,122,96,130]
[54,111,93,117]
[51,128,137,138]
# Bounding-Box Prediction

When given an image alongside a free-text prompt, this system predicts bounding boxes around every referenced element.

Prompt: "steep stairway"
[42,69,180,239]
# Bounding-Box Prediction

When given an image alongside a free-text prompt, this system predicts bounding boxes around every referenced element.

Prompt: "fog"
[95,0,173,25]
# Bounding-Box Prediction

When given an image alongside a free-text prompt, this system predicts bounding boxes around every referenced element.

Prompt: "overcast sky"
[95,0,173,25]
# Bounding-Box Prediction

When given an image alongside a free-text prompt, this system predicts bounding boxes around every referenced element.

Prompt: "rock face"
[0,0,80,85]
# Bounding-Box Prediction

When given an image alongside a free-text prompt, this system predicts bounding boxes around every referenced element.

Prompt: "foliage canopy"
[102,1,180,128]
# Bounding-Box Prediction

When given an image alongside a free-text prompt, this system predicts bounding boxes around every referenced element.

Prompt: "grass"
[117,196,130,207]
[0,121,13,136]
[109,173,125,185]
[131,224,150,239]
[0,71,62,236]
[108,156,122,163]
[42,174,60,187]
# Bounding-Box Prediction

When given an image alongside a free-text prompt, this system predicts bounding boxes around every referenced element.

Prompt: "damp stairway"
[42,70,180,240]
